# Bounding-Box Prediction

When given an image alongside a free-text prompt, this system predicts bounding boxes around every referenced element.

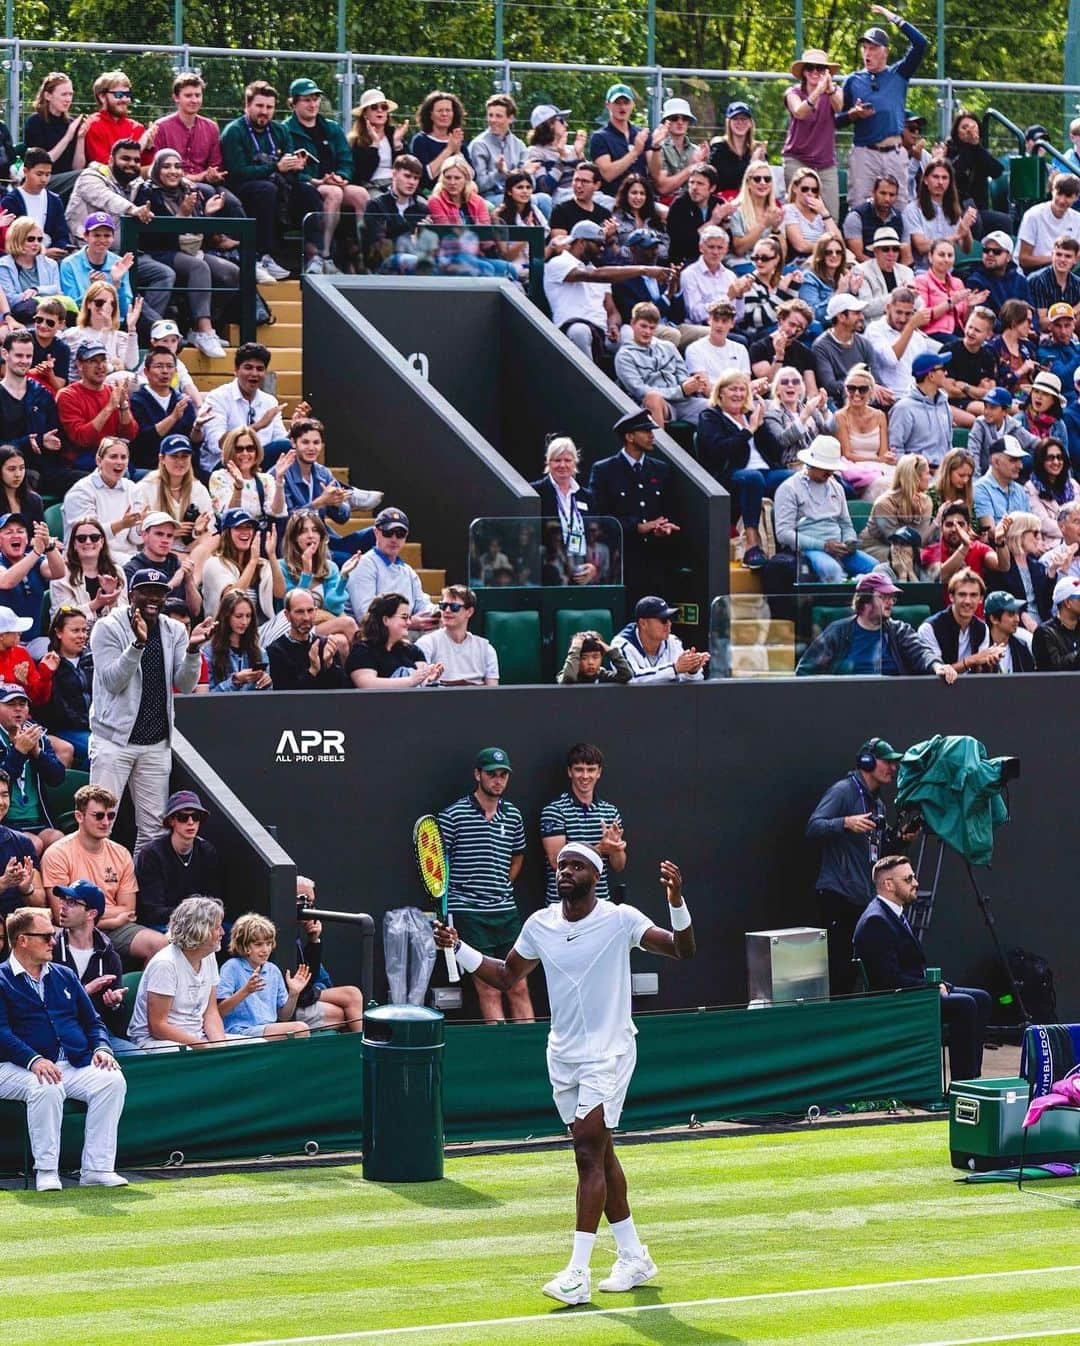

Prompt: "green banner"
[0,991,941,1175]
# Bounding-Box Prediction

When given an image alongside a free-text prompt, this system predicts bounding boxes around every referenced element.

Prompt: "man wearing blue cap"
[52,879,134,1055]
[887,350,953,465]
[589,84,651,194]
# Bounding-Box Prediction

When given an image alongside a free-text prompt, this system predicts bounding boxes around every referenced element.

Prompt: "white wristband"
[670,901,692,931]
[455,941,483,974]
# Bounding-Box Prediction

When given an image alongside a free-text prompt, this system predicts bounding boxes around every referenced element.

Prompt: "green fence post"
[1067,0,1080,139]
[794,0,804,59]
[173,0,183,45]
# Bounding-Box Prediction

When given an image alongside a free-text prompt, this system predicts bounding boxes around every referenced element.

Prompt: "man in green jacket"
[219,79,323,281]
[283,77,369,270]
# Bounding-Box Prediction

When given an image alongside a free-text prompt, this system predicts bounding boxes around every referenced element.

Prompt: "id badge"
[567,528,586,557]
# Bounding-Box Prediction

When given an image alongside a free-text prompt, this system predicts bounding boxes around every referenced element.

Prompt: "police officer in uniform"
[805,737,920,995]
[587,410,680,605]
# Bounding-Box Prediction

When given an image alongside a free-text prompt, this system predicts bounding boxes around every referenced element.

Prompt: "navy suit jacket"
[611,275,687,326]
[587,451,676,534]
[0,958,110,1068]
[852,896,929,991]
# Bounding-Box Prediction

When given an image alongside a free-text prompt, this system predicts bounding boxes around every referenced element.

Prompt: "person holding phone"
[284,78,369,270]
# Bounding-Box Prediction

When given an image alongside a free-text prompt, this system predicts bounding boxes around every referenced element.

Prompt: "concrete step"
[242,298,301,324]
[730,645,795,674]
[267,280,301,301]
[730,618,796,645]
[226,321,301,350]
[728,566,764,594]
[417,567,445,591]
[728,594,771,621]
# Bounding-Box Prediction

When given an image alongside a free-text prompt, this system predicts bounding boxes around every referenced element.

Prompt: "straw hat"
[791,48,841,79]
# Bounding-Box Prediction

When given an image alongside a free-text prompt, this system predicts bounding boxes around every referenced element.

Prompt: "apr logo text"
[275,730,346,764]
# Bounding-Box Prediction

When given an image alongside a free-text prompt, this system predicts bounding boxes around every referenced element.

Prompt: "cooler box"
[746,927,828,1004]
[949,1076,1080,1170]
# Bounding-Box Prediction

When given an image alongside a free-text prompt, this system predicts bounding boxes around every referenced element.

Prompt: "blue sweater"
[0,958,110,1068]
[838,23,928,145]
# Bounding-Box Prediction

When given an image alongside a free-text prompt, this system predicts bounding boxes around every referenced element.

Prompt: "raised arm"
[639,860,695,959]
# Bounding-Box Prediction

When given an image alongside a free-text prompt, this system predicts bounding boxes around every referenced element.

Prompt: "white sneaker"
[259,254,291,280]
[597,1247,658,1292]
[306,255,325,274]
[187,329,226,360]
[79,1170,129,1188]
[254,263,278,285]
[542,1266,591,1306]
[35,1170,62,1192]
[351,489,384,511]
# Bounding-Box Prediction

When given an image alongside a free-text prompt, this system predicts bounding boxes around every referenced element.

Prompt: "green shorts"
[451,908,522,960]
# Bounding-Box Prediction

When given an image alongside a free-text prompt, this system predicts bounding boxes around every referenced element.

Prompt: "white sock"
[610,1215,643,1257]
[570,1231,596,1270]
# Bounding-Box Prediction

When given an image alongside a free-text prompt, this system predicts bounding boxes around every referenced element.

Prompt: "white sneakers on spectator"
[79,1169,129,1187]
[597,1246,657,1292]
[254,262,278,285]
[542,1266,591,1305]
[307,256,339,274]
[35,1169,62,1192]
[352,489,384,511]
[259,254,290,281]
[187,329,227,360]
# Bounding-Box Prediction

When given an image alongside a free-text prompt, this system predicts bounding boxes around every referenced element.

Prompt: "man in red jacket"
[83,70,147,166]
[55,340,136,490]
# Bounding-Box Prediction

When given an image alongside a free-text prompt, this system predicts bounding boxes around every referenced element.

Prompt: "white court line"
[215,1262,1080,1346]
[909,1333,1080,1346]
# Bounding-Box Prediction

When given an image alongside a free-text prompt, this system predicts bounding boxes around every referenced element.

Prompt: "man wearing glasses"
[42,784,166,968]
[857,226,915,318]
[416,586,499,686]
[345,506,439,633]
[837,7,928,212]
[0,905,128,1190]
[135,790,222,933]
[854,854,991,1081]
[83,70,146,167]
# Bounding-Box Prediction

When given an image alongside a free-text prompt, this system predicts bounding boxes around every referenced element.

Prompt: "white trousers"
[90,737,171,856]
[0,1058,127,1173]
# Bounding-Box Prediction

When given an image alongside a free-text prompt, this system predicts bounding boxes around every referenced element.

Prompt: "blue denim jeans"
[729,467,792,531]
[802,546,877,583]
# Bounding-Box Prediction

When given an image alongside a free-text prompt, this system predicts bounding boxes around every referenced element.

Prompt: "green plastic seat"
[44,769,90,834]
[113,971,142,1039]
[554,608,614,665]
[44,502,63,538]
[484,610,542,685]
[847,499,873,532]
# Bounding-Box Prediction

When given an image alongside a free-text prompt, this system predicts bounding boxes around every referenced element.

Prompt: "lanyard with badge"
[848,771,884,863]
[555,488,586,559]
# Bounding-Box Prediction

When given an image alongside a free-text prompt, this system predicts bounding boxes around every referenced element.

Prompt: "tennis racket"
[412,814,459,983]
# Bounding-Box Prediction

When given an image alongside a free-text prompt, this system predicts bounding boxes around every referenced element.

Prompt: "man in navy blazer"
[853,855,991,1081]
[0,906,127,1190]
[587,409,681,604]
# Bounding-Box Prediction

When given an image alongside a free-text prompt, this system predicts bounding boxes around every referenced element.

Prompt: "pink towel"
[1022,1075,1080,1127]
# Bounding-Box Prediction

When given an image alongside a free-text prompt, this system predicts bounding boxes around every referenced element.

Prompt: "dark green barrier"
[0,990,940,1176]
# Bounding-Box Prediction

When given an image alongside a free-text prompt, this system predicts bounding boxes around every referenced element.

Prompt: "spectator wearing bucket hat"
[647,97,708,199]
[858,227,916,319]
[1036,301,1080,396]
[836,6,929,212]
[982,591,1035,673]
[887,350,953,465]
[589,83,651,194]
[773,435,878,581]
[1033,574,1080,668]
[1019,370,1068,447]
[783,48,844,219]
[135,789,221,932]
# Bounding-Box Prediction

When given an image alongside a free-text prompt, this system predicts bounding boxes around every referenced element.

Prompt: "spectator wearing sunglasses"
[27,298,71,393]
[783,50,844,219]
[0,217,62,325]
[783,168,843,262]
[82,70,147,167]
[857,227,915,320]
[134,789,221,933]
[345,506,439,634]
[415,586,499,686]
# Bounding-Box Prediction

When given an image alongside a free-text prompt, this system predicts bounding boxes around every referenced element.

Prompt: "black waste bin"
[362,1004,445,1182]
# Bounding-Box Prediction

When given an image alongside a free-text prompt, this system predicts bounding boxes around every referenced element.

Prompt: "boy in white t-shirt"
[434,841,696,1306]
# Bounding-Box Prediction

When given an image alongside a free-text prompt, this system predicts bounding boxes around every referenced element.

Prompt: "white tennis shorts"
[547,1041,637,1128]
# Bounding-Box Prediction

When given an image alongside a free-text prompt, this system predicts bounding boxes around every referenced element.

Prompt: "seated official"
[0,906,128,1190]
[854,855,992,1080]
[135,790,222,932]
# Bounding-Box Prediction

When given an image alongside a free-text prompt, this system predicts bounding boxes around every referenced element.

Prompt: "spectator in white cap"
[964,232,1032,320]
[524,105,584,205]
[973,434,1029,529]
[811,293,878,406]
[122,511,202,618]
[773,435,877,581]
[1033,574,1080,669]
[647,98,708,199]
[135,318,201,407]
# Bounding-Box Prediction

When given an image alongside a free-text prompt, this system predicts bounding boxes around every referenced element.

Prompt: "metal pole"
[4,0,10,41]
[173,0,183,47]
[337,0,346,55]
[495,0,504,62]
[8,36,18,143]
[794,0,804,58]
[646,0,655,67]
[1066,0,1080,138]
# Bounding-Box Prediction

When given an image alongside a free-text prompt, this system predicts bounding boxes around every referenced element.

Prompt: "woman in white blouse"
[129,437,216,557]
[62,280,140,373]
[208,426,289,525]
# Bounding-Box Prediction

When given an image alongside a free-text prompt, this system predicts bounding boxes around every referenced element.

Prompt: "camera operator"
[294,875,364,1032]
[807,737,921,995]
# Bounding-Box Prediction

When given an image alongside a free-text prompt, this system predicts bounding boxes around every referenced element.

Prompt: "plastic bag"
[383,906,436,1005]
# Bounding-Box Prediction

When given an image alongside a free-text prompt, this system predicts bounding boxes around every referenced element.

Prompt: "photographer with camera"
[294,875,364,1032]
[807,736,922,995]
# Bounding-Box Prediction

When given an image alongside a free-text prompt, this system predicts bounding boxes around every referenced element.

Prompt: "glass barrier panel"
[469,515,623,588]
[794,514,936,586]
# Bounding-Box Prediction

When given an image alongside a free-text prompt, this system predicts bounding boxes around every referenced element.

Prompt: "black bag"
[1006,947,1058,1024]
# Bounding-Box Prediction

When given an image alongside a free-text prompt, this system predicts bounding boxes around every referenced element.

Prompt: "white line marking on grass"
[907,1332,1080,1346]
[215,1263,1080,1346]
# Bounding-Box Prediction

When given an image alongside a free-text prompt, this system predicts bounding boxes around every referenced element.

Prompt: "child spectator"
[0,603,56,706]
[29,297,71,393]
[217,912,311,1041]
[1,148,72,257]
[557,630,633,683]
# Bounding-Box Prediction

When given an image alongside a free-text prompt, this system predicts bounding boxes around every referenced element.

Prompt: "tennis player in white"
[434,840,695,1306]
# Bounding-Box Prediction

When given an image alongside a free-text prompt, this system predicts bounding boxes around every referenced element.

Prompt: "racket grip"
[444,913,460,984]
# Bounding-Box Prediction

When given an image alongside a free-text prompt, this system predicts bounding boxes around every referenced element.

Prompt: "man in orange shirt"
[83,71,147,167]
[42,783,165,968]
[55,340,136,491]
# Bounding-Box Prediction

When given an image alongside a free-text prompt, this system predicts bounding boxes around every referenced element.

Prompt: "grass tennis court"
[6,1119,1080,1346]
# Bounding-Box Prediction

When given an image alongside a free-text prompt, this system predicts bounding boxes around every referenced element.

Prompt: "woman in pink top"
[915,240,989,336]
[425,155,492,226]
[782,48,843,219]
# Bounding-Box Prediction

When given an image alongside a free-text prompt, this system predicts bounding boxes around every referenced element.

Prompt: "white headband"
[557,842,603,874]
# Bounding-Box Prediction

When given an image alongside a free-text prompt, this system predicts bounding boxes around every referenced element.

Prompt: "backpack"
[1004,947,1058,1024]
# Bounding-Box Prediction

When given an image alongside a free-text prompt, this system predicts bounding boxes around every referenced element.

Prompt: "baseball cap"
[530,103,570,129]
[128,567,171,591]
[981,230,1014,256]
[83,212,115,233]
[862,25,891,44]
[76,338,108,361]
[855,572,902,596]
[289,77,324,99]
[0,606,33,636]
[475,746,512,773]
[990,434,1026,458]
[912,351,952,378]
[627,227,663,249]
[164,789,208,820]
[825,293,867,320]
[858,736,903,763]
[1053,575,1080,607]
[984,387,1015,408]
[0,682,27,703]
[605,83,637,103]
[0,512,28,532]
[635,595,679,620]
[889,525,924,547]
[725,101,752,119]
[569,219,605,242]
[984,591,1026,616]
[150,319,181,341]
[159,434,193,456]
[374,507,409,532]
[140,510,177,530]
[55,880,106,918]
[904,108,925,126]
[220,507,256,531]
[1049,302,1076,322]
[162,597,190,619]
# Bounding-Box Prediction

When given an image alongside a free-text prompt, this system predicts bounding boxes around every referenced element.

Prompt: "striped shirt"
[539,790,622,903]
[439,793,525,914]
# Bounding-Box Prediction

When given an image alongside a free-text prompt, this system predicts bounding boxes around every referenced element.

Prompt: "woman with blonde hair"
[0,217,60,323]
[834,363,892,496]
[208,425,289,524]
[425,154,491,225]
[708,100,768,196]
[62,279,140,373]
[783,167,842,260]
[928,447,976,524]
[129,438,215,556]
[998,510,1050,629]
[757,364,833,469]
[861,453,934,560]
[728,161,785,259]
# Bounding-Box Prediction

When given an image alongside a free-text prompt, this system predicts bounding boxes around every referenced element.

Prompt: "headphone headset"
[857,738,884,772]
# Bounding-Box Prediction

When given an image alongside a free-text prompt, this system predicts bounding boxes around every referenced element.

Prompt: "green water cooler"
[949,1077,1080,1170]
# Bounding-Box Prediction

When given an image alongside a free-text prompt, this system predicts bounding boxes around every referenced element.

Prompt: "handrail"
[116,214,258,345]
[982,108,1027,156]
